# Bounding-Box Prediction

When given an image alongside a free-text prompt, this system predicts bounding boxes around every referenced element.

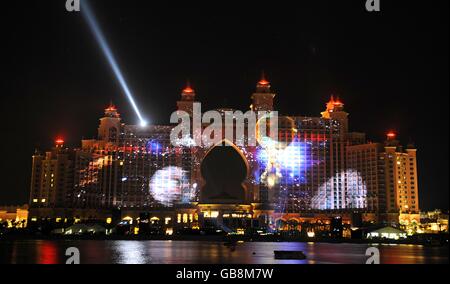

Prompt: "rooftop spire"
[387,131,397,140]
[325,94,344,112]
[104,102,120,118]
[106,100,116,110]
[181,80,196,101]
[256,71,271,93]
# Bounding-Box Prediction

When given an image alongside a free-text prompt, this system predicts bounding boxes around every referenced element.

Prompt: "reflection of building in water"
[28,76,420,231]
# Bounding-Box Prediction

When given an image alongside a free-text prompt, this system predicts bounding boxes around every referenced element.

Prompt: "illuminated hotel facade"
[28,77,420,231]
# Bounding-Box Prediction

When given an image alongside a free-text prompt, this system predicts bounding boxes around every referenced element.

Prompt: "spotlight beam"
[82,1,147,126]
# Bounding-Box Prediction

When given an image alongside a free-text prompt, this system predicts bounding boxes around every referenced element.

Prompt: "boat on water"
[274,250,307,260]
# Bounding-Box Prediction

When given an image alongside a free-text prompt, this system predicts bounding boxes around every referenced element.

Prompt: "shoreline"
[1,234,448,247]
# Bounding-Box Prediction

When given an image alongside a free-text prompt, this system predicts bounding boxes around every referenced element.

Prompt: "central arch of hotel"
[197,139,253,232]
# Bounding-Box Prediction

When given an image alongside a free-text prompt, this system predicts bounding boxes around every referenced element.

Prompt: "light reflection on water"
[113,241,149,264]
[0,240,448,264]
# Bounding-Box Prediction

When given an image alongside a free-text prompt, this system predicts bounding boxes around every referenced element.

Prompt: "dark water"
[0,240,448,264]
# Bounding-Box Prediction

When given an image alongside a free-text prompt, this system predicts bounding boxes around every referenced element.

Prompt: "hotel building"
[379,133,419,214]
[28,77,420,231]
[29,141,74,208]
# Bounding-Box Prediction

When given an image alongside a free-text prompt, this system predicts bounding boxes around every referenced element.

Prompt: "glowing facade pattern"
[311,169,368,210]
[346,169,368,209]
[27,70,424,233]
[73,111,350,213]
[67,79,378,215]
[149,166,192,207]
[74,150,120,208]
[253,118,337,212]
[257,139,311,187]
[117,125,197,208]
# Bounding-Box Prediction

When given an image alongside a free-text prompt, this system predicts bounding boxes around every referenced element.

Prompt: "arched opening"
[200,140,248,202]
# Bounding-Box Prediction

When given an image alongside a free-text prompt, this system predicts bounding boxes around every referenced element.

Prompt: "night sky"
[1,0,448,210]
